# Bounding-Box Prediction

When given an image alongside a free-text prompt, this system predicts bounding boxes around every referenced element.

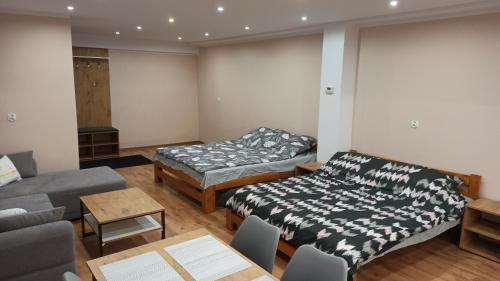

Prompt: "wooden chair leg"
[201,186,216,213]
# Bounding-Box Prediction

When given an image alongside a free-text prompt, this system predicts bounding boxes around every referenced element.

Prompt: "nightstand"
[460,198,500,262]
[295,162,323,176]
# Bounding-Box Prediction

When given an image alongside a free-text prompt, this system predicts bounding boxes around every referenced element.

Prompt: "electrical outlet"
[410,120,419,129]
[7,113,17,122]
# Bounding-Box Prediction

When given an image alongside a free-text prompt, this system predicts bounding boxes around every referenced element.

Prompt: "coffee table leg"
[98,224,103,257]
[80,200,85,237]
[161,211,166,239]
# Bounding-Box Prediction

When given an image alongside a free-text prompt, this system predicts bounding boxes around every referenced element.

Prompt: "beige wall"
[109,50,199,148]
[197,34,322,142]
[0,14,79,173]
[353,13,500,200]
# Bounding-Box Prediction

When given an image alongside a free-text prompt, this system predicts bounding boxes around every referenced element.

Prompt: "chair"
[281,245,348,281]
[230,215,280,273]
[62,272,81,281]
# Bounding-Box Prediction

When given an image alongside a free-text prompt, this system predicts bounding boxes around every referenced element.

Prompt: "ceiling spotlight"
[244,26,250,30]
[217,6,224,12]
[204,32,210,37]
[301,16,308,21]
[67,6,74,11]
[178,36,183,40]
[115,31,120,35]
[390,0,399,7]
[136,26,142,30]
[169,17,175,23]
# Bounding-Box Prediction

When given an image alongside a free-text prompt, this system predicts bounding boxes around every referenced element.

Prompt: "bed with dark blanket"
[156,127,316,173]
[154,127,317,213]
[226,152,467,276]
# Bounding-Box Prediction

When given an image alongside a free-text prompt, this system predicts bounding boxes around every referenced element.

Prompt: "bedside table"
[460,198,500,262]
[295,162,323,176]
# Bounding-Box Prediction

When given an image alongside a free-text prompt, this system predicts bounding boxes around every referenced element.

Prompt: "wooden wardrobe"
[73,47,119,161]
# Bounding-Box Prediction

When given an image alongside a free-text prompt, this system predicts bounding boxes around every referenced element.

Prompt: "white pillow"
[0,208,27,218]
[0,155,21,187]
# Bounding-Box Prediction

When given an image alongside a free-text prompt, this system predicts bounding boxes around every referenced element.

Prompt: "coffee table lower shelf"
[83,214,162,244]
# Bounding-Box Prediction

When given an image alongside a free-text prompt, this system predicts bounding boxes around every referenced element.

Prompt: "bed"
[154,127,317,213]
[225,151,481,280]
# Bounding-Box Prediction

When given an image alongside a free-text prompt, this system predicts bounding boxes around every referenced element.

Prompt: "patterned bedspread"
[226,152,466,276]
[156,127,316,173]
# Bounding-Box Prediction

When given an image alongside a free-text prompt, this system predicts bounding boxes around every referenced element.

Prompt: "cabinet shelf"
[78,127,119,162]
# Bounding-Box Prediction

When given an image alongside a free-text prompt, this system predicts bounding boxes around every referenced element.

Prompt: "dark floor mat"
[80,155,153,169]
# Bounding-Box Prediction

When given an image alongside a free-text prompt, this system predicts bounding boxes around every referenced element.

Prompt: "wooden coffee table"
[80,188,166,256]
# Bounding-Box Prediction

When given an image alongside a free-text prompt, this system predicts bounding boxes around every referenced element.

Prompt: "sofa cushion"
[0,155,21,187]
[0,208,27,218]
[1,151,38,178]
[0,193,53,212]
[0,206,65,233]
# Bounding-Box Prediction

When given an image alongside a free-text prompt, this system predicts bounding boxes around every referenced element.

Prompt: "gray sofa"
[0,151,127,281]
[0,166,127,219]
[0,194,75,281]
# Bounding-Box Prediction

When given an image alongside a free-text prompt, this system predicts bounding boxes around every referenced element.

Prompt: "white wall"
[197,34,322,142]
[352,13,500,200]
[109,50,199,148]
[0,13,79,173]
[317,24,359,162]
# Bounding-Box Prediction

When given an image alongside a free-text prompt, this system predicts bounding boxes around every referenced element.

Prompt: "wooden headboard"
[350,150,481,200]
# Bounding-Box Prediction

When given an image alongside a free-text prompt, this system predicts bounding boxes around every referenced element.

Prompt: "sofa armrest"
[0,220,75,280]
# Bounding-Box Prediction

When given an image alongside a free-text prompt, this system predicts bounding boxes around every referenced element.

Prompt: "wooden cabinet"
[78,127,119,161]
[460,198,500,262]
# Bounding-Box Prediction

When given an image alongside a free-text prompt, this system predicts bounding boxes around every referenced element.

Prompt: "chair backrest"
[62,272,81,281]
[230,215,280,273]
[281,245,348,281]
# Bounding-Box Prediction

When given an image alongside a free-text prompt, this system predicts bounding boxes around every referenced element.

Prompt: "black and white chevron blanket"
[156,127,316,173]
[226,152,466,276]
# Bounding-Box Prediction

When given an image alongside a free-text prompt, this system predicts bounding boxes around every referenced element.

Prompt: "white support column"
[317,23,359,162]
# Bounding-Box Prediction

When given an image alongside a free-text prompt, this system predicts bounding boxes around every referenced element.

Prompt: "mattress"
[154,152,317,189]
[226,151,467,276]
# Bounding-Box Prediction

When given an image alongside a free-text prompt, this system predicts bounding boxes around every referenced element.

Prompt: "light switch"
[7,113,17,122]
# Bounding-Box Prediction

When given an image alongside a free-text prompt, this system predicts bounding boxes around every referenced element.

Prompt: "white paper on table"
[252,275,274,281]
[99,251,184,281]
[164,235,251,281]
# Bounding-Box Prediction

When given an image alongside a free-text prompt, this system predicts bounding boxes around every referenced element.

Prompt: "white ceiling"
[0,0,496,45]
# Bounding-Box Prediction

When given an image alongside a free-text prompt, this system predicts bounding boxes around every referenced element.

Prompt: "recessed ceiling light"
[178,36,183,40]
[136,26,142,30]
[244,26,250,30]
[169,17,175,23]
[217,6,224,12]
[390,0,399,7]
[67,6,74,11]
[301,16,308,21]
[115,31,120,35]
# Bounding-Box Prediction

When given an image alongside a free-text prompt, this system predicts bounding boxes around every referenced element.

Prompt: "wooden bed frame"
[225,151,482,281]
[154,160,296,213]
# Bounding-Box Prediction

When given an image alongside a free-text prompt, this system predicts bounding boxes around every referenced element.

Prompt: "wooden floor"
[74,147,500,281]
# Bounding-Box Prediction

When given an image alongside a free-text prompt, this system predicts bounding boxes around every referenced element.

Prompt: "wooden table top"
[87,228,278,281]
[80,187,165,224]
[467,198,500,216]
